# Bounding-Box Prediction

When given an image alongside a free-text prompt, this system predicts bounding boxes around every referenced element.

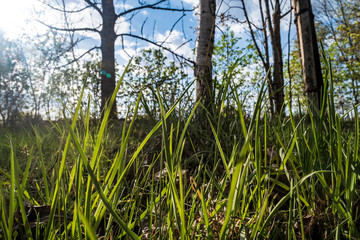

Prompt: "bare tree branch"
[144,6,194,12]
[55,46,100,69]
[280,8,293,19]
[240,0,266,67]
[174,38,192,52]
[287,1,293,108]
[140,17,148,36]
[117,33,194,65]
[37,20,101,34]
[40,0,92,13]
[265,0,274,43]
[117,0,192,18]
[61,0,78,65]
[53,36,83,63]
[84,0,103,16]
[159,13,186,45]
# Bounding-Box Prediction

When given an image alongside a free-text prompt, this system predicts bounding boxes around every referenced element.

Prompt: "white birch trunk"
[195,0,216,110]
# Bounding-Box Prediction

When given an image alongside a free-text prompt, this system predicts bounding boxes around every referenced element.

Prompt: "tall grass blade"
[64,117,140,240]
[43,88,85,239]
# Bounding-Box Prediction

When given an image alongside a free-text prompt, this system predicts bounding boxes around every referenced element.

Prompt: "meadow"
[0,63,359,239]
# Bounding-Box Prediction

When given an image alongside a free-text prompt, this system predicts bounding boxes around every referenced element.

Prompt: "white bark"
[195,0,216,107]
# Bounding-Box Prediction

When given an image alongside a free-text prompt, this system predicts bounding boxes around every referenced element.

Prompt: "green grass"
[0,59,360,239]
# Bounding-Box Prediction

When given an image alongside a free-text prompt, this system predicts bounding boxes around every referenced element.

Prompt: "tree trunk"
[351,74,359,105]
[100,0,117,119]
[259,0,274,116]
[195,0,216,119]
[267,0,284,114]
[292,0,323,112]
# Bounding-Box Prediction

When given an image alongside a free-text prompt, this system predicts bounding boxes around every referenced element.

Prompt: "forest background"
[1,0,358,124]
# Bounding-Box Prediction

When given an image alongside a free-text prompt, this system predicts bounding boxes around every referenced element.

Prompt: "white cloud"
[115,17,131,35]
[115,38,136,60]
[115,37,143,64]
[183,0,198,7]
[114,3,134,15]
[155,30,193,58]
[245,0,262,25]
[115,38,137,49]
[116,47,137,64]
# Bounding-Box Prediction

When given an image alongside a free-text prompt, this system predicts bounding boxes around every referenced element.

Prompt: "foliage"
[285,42,308,112]
[21,31,77,119]
[80,52,103,117]
[213,29,261,114]
[0,31,80,126]
[314,0,360,108]
[0,34,28,127]
[124,48,192,119]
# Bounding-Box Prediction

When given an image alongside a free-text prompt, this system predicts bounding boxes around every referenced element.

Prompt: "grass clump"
[0,60,360,239]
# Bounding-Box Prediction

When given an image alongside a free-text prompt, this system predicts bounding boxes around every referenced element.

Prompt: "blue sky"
[0,0,298,72]
[0,1,192,61]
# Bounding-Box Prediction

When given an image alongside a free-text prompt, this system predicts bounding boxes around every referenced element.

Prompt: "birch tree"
[195,0,216,120]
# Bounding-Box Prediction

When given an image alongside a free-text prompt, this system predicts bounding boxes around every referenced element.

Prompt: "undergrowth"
[0,59,360,239]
